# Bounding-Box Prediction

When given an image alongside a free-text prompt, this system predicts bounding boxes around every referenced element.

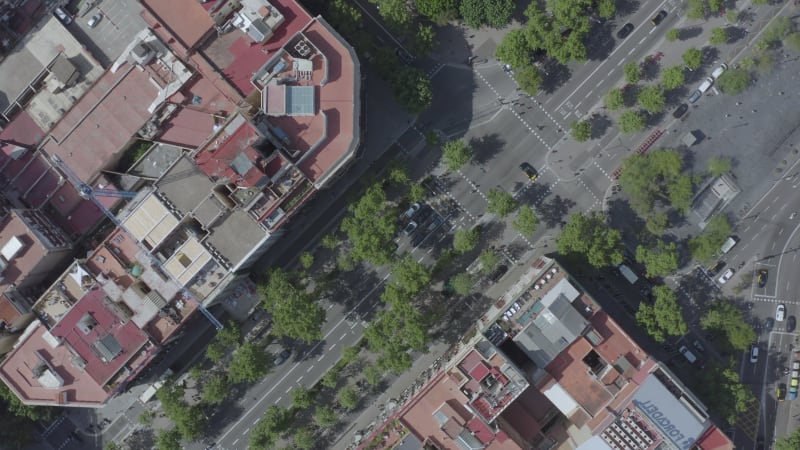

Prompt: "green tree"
[496,30,530,69]
[694,365,752,425]
[708,0,724,12]
[157,381,207,441]
[624,61,641,84]
[364,364,384,386]
[258,268,326,342]
[635,240,679,277]
[605,88,624,110]
[785,33,800,52]
[299,252,314,270]
[486,189,517,217]
[156,428,182,450]
[702,301,757,351]
[392,255,431,295]
[366,287,428,374]
[513,205,539,236]
[449,273,475,295]
[315,405,338,427]
[416,0,459,22]
[229,342,272,384]
[217,321,242,348]
[645,212,669,235]
[570,120,592,142]
[635,286,687,341]
[338,385,360,411]
[619,149,690,215]
[637,85,665,114]
[715,68,751,95]
[619,110,645,134]
[557,212,623,268]
[341,345,361,365]
[453,227,480,253]
[597,0,616,18]
[320,366,341,389]
[408,183,427,203]
[479,250,500,273]
[202,373,229,405]
[708,156,732,176]
[666,28,680,42]
[291,386,314,410]
[413,25,437,56]
[710,27,728,45]
[327,0,362,37]
[391,67,432,113]
[442,139,472,171]
[461,0,514,28]
[322,233,339,250]
[669,174,693,213]
[776,429,800,450]
[515,65,544,96]
[205,340,225,364]
[686,0,706,20]
[682,48,703,71]
[250,405,290,449]
[688,215,732,263]
[661,66,685,90]
[294,426,315,450]
[340,183,397,265]
[460,0,485,28]
[371,0,413,32]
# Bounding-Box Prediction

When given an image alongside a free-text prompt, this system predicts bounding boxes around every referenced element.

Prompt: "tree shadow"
[726,27,749,44]
[606,197,645,236]
[538,195,576,228]
[470,133,506,165]
[622,84,639,107]
[538,60,572,94]
[640,58,661,81]
[515,182,555,208]
[679,26,704,40]
[643,110,666,128]
[585,21,617,61]
[701,46,720,69]
[615,0,642,17]
[590,113,614,139]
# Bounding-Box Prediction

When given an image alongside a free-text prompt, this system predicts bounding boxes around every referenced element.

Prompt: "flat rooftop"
[140,0,215,52]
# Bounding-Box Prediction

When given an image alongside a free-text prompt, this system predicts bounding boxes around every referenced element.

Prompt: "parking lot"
[67,0,148,67]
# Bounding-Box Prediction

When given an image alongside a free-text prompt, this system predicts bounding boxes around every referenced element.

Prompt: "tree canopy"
[479,250,500,273]
[416,0,459,22]
[693,365,752,425]
[605,88,624,110]
[618,149,692,215]
[392,254,432,295]
[708,156,732,176]
[391,67,433,113]
[557,212,623,268]
[340,182,398,265]
[453,227,480,253]
[460,0,514,28]
[776,429,800,450]
[0,384,57,448]
[315,405,338,428]
[413,25,437,55]
[635,240,679,277]
[682,48,703,70]
[291,386,314,410]
[624,62,641,84]
[367,282,428,373]
[449,273,475,295]
[258,268,326,342]
[688,215,732,262]
[157,381,207,441]
[250,406,291,450]
[442,140,472,171]
[516,65,544,96]
[229,342,272,384]
[661,66,685,90]
[338,385,360,410]
[701,300,756,351]
[523,2,589,64]
[635,285,688,341]
[496,30,530,69]
[156,429,182,450]
[618,110,645,134]
[637,86,665,113]
[571,120,591,142]
[513,205,539,236]
[202,373,229,404]
[487,189,517,218]
[716,68,751,95]
[710,27,728,45]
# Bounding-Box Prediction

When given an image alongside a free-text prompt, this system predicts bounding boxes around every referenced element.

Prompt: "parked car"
[778,383,786,401]
[651,10,668,25]
[617,23,635,39]
[749,344,759,363]
[707,260,725,276]
[53,7,72,25]
[520,162,538,181]
[777,304,786,322]
[688,90,702,103]
[87,13,103,28]
[401,203,420,220]
[672,103,689,119]
[488,264,509,283]
[274,349,291,365]
[788,316,797,333]
[711,63,728,80]
[757,269,768,288]
[692,339,705,354]
[718,268,734,284]
[765,317,775,332]
[402,221,418,236]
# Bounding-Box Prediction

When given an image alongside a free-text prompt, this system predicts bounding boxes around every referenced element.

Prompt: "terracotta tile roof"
[140,0,214,51]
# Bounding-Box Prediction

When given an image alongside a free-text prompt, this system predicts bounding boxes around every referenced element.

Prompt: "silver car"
[87,13,103,28]
[718,268,734,284]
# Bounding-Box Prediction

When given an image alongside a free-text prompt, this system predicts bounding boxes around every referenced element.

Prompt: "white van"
[679,345,697,364]
[720,236,738,254]
[697,77,714,93]
[617,264,639,285]
[711,63,728,80]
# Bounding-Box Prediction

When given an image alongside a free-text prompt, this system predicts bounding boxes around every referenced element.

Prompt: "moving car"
[651,10,668,25]
[718,268,734,284]
[53,7,72,25]
[617,23,635,39]
[672,103,689,119]
[788,316,797,333]
[707,260,725,276]
[87,12,103,28]
[520,162,538,181]
[749,344,759,363]
[765,317,775,332]
[757,269,768,288]
[274,349,291,365]
[777,304,786,322]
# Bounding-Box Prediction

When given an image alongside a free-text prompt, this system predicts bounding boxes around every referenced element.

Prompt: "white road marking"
[306,365,314,372]
[296,376,303,383]
[638,36,647,44]
[772,213,778,221]
[772,196,780,204]
[627,48,636,55]
[233,439,240,446]
[244,428,250,434]
[339,334,346,341]
[254,418,260,425]
[778,227,784,236]
[327,304,334,310]
[328,344,336,351]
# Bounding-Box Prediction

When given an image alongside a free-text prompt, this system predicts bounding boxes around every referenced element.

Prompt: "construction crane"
[50,154,224,330]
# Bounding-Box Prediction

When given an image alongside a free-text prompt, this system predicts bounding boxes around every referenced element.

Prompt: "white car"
[711,63,728,80]
[777,304,786,322]
[718,268,734,284]
[749,344,759,363]
[87,13,103,28]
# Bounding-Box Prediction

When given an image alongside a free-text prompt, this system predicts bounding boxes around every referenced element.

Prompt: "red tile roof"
[0,110,46,149]
[139,0,214,51]
[696,426,734,450]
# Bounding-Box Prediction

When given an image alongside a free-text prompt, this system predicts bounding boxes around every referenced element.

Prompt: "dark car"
[651,10,667,25]
[672,103,689,119]
[488,264,509,283]
[788,316,797,333]
[274,349,291,365]
[520,162,538,181]
[757,269,768,288]
[707,260,725,276]
[616,23,635,39]
[765,317,775,332]
[53,7,72,25]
